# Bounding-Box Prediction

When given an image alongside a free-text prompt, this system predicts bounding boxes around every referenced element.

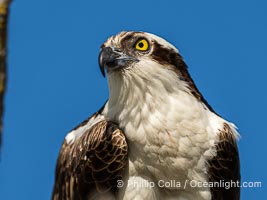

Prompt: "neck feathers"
[106,60,194,124]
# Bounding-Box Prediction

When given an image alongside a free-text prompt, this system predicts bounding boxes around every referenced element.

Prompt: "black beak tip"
[98,49,106,77]
[100,67,106,78]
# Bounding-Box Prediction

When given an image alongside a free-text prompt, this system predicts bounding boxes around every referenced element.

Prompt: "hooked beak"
[98,47,139,77]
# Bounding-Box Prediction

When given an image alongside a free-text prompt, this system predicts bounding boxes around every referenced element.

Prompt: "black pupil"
[138,42,144,48]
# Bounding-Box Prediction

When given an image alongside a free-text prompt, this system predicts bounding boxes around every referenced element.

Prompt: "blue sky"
[0,0,266,199]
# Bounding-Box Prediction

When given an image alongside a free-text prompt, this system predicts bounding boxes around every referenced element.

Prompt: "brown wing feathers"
[208,123,240,200]
[52,119,128,200]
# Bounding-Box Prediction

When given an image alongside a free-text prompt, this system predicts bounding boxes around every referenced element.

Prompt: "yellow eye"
[135,39,149,51]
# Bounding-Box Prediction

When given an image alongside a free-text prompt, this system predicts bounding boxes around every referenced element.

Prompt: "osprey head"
[98,31,182,77]
[98,31,212,112]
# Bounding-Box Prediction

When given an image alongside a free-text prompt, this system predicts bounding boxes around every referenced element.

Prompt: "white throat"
[105,60,192,124]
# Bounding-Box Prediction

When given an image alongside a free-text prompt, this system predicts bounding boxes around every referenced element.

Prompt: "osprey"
[52,31,240,200]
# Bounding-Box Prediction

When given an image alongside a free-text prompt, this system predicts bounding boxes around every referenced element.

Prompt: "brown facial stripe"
[151,41,215,113]
[119,31,146,47]
[120,33,134,46]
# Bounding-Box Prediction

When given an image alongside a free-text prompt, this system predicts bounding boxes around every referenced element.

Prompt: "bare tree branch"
[0,0,11,151]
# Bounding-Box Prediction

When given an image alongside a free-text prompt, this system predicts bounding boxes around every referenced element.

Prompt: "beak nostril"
[98,46,139,77]
[99,47,122,77]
